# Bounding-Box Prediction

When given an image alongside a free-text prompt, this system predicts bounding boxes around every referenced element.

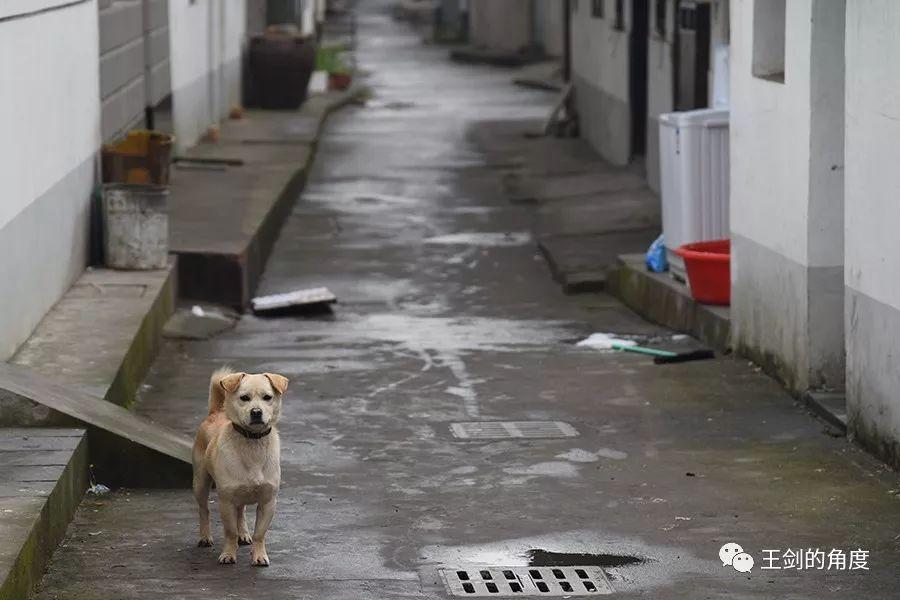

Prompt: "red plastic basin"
[675,239,731,305]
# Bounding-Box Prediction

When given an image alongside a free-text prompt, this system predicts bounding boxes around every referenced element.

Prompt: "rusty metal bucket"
[101,130,174,185]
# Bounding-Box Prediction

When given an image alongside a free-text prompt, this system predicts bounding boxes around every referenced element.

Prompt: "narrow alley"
[33,3,900,599]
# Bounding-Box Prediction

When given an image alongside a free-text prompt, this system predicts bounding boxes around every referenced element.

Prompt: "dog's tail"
[208,366,234,414]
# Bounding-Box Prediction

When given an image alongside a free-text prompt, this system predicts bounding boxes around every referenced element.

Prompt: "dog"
[193,367,289,566]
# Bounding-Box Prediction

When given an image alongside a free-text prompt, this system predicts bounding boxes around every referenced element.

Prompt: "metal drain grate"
[440,566,612,596]
[449,421,578,440]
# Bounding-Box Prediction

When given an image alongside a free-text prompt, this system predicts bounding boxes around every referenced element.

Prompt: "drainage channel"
[440,566,612,596]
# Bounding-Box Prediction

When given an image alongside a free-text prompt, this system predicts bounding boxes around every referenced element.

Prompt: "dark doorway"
[674,1,711,110]
[629,0,649,157]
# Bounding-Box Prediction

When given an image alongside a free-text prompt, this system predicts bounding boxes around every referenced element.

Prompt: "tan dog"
[193,367,289,566]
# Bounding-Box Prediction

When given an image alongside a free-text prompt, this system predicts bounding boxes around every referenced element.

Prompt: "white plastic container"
[658,108,730,281]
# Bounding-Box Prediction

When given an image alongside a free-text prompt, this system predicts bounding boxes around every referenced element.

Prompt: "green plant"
[315,45,350,74]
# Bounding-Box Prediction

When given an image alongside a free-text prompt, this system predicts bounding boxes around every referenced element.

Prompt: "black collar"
[232,423,272,439]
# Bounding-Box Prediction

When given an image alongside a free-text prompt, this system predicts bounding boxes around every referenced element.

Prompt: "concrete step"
[170,86,366,310]
[450,44,545,67]
[607,253,731,351]
[538,230,660,294]
[0,428,88,600]
[3,261,177,417]
[0,255,192,487]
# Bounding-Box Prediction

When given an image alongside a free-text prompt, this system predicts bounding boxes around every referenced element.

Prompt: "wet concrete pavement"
[36,4,900,599]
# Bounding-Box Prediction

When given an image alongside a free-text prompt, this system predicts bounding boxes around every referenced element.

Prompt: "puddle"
[424,232,531,247]
[555,448,628,462]
[527,549,644,568]
[364,99,417,110]
[420,529,719,593]
[502,461,579,478]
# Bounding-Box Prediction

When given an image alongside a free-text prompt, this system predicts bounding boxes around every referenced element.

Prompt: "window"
[752,0,786,83]
[613,0,625,30]
[592,0,604,18]
[655,0,667,36]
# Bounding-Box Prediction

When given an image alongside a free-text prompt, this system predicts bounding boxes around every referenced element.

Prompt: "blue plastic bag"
[645,234,668,273]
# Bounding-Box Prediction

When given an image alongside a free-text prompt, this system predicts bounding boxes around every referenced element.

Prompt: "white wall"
[0,0,101,359]
[469,0,531,52]
[222,0,248,113]
[730,0,811,266]
[645,0,675,192]
[845,0,900,465]
[845,4,900,308]
[570,0,630,165]
[533,0,563,57]
[730,0,844,393]
[98,0,147,141]
[168,0,246,152]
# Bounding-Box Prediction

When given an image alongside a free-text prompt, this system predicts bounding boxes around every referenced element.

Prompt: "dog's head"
[220,372,289,433]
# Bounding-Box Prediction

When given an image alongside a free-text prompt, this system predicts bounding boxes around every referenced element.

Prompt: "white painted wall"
[730,0,845,392]
[845,0,900,460]
[570,0,630,165]
[222,0,248,112]
[845,3,900,308]
[730,0,811,266]
[570,1,630,110]
[645,0,676,192]
[168,0,246,152]
[709,0,731,107]
[0,0,101,359]
[98,0,147,141]
[469,0,531,52]
[0,2,100,231]
[533,0,563,57]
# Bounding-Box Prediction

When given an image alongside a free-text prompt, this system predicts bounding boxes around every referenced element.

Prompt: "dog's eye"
[240,394,251,402]
[263,394,273,401]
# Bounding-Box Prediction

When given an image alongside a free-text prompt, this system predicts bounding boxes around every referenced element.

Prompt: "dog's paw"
[218,551,237,565]
[238,533,253,546]
[197,536,214,548]
[250,551,270,567]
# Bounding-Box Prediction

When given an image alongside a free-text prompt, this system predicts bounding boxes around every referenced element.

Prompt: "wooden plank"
[0,363,192,487]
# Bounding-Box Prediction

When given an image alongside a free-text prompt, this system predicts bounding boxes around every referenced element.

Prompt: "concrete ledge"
[803,391,848,435]
[0,429,88,600]
[0,259,190,486]
[538,231,658,294]
[607,254,731,351]
[2,261,176,424]
[171,86,366,309]
[450,45,544,67]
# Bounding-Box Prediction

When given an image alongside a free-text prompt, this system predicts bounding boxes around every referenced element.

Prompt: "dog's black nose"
[250,408,264,423]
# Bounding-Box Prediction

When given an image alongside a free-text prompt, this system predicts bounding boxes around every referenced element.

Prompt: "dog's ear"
[220,372,246,393]
[264,373,289,395]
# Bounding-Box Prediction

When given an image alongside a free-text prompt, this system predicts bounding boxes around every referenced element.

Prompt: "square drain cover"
[440,566,612,596]
[450,421,578,440]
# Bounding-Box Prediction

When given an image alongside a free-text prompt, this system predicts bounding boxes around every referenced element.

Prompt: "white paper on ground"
[575,333,638,350]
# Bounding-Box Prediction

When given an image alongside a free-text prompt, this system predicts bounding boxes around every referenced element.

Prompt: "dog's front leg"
[217,498,239,565]
[236,505,252,545]
[193,472,213,547]
[250,497,277,566]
